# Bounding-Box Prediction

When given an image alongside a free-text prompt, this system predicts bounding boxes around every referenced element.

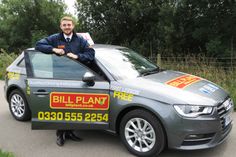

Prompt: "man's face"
[60,20,74,35]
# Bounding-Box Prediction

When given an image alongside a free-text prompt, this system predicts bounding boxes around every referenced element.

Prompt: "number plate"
[224,114,232,127]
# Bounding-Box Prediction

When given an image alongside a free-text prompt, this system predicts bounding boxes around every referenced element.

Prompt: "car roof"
[26,44,127,52]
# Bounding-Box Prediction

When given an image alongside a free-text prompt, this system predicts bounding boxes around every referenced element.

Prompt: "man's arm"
[77,37,95,62]
[35,34,65,55]
[35,36,54,53]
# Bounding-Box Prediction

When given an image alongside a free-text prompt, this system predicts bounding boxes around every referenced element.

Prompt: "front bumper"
[165,101,233,150]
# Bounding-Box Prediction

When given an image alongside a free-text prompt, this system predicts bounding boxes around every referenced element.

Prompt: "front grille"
[217,98,233,130]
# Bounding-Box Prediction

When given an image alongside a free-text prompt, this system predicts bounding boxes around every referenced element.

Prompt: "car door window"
[17,58,26,67]
[28,52,89,80]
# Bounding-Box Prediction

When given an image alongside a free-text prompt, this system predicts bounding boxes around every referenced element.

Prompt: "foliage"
[0,0,66,52]
[76,0,170,56]
[0,0,235,57]
[0,149,14,157]
[76,0,236,58]
[0,49,17,79]
[175,0,236,57]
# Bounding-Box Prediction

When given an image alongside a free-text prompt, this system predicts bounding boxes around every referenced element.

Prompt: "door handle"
[33,89,49,95]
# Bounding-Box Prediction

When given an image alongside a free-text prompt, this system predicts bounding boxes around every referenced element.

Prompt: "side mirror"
[82,72,95,86]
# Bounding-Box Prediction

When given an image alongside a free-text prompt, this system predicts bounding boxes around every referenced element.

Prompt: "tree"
[77,0,236,57]
[160,0,236,57]
[76,0,174,56]
[0,0,66,52]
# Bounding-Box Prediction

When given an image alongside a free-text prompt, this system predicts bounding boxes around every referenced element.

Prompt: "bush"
[0,149,14,157]
[0,49,18,79]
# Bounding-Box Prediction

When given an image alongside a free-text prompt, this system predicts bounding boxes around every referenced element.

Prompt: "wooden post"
[157,53,161,67]
[231,36,234,71]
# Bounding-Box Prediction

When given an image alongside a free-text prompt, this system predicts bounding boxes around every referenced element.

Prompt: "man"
[36,16,95,63]
[35,16,95,146]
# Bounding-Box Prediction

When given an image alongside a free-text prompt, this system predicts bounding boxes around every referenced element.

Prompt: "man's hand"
[67,53,78,60]
[52,48,65,55]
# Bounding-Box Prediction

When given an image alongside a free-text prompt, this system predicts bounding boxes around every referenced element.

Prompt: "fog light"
[186,134,204,139]
[182,133,215,146]
[185,133,215,140]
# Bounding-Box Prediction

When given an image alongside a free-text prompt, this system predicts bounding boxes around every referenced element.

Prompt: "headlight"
[173,104,213,118]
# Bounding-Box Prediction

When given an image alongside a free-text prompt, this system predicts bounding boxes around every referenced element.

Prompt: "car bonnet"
[116,70,228,106]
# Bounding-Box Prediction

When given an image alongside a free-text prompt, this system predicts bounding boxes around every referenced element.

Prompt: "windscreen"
[96,48,158,80]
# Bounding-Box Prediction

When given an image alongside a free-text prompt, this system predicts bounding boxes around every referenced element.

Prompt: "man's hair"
[60,16,75,25]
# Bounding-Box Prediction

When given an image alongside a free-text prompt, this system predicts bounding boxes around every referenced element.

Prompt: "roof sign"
[77,32,95,46]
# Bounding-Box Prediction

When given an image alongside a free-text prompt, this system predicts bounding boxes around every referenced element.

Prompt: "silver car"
[4,44,234,156]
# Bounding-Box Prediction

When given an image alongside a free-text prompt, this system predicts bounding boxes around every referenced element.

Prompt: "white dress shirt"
[63,33,73,42]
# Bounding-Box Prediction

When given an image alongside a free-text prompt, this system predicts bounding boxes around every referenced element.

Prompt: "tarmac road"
[0,81,235,157]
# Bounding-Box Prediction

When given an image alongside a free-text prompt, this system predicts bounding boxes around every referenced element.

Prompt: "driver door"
[24,50,110,130]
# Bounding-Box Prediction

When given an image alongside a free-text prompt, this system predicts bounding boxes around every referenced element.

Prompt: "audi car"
[4,44,234,157]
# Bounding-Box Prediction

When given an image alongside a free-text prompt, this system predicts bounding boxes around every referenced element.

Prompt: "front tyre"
[8,89,31,121]
[120,109,165,157]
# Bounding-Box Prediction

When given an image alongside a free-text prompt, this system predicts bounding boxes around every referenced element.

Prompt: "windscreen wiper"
[140,67,160,76]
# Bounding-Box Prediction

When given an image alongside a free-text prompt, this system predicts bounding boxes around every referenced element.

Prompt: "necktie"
[66,37,70,43]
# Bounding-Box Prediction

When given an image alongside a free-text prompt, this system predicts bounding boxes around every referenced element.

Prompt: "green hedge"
[0,149,14,157]
[0,49,18,79]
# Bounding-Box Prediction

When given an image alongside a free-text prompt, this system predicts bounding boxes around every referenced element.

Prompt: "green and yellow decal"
[7,72,20,80]
[113,91,134,102]
[26,80,31,95]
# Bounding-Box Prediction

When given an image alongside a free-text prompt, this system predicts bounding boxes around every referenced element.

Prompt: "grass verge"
[0,149,14,157]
